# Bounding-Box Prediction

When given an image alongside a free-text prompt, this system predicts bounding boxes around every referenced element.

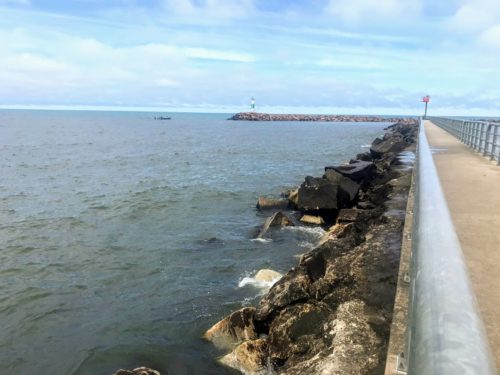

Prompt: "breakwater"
[229,112,415,123]
[204,120,418,375]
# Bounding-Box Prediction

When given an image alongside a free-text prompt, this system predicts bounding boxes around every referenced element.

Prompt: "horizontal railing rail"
[427,116,500,165]
[407,118,497,374]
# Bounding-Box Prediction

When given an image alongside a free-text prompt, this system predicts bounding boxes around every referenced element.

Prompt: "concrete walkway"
[425,120,500,369]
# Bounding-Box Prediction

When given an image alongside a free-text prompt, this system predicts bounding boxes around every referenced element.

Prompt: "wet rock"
[219,339,269,375]
[255,267,311,325]
[113,368,161,375]
[203,307,258,350]
[255,269,282,283]
[281,300,382,375]
[257,211,294,239]
[325,161,376,184]
[336,208,358,223]
[299,214,324,225]
[267,302,331,364]
[256,197,289,210]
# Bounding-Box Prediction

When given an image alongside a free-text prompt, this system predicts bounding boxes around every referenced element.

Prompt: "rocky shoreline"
[203,120,418,375]
[228,112,415,123]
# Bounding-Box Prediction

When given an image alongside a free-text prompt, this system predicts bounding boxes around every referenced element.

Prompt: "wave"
[238,273,281,290]
[250,238,272,244]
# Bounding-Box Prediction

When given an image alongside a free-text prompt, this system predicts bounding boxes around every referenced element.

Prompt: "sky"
[0,0,499,115]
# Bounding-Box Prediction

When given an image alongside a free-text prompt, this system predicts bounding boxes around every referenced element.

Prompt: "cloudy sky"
[0,0,499,115]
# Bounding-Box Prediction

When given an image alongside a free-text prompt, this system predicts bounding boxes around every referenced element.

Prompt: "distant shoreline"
[228,112,415,122]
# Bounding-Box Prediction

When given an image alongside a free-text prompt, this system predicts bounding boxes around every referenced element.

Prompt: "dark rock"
[356,151,372,161]
[323,169,360,201]
[337,208,358,223]
[296,177,340,211]
[203,307,258,350]
[257,211,294,239]
[370,134,408,159]
[325,161,376,184]
[256,197,289,210]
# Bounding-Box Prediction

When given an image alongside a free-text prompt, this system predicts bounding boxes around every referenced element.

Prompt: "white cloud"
[162,0,255,21]
[446,0,500,33]
[480,24,500,49]
[183,47,255,62]
[325,0,422,24]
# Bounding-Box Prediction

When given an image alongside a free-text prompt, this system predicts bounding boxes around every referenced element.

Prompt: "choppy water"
[0,110,390,375]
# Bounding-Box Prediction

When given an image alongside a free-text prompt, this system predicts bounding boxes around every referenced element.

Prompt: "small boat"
[154,116,171,120]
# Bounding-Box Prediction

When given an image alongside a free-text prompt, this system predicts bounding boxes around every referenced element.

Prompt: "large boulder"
[256,197,289,210]
[255,269,282,283]
[295,177,353,211]
[203,307,258,350]
[325,161,376,184]
[218,339,269,375]
[257,211,294,239]
[370,134,408,158]
[323,169,360,201]
[280,300,382,375]
[267,302,331,364]
[255,267,311,324]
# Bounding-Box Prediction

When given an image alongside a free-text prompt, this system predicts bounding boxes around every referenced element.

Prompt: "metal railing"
[406,118,497,374]
[427,116,500,165]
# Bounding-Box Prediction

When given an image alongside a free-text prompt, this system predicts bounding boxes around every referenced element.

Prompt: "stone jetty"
[229,112,415,123]
[204,120,419,374]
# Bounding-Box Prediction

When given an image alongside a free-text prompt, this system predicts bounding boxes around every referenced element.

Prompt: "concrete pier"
[425,120,500,369]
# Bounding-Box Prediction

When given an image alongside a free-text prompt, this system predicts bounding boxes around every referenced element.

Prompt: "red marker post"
[421,95,430,118]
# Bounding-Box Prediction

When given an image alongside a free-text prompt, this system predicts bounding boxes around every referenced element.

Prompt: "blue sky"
[0,0,499,115]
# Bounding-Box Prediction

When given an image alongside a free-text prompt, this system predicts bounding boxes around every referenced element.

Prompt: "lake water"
[0,110,390,374]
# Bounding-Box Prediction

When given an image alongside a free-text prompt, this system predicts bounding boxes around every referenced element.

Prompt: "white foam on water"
[284,225,326,238]
[250,238,272,243]
[238,270,282,294]
[361,144,371,148]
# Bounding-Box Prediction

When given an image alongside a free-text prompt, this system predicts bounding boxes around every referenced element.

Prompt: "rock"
[255,267,311,324]
[370,134,408,159]
[300,215,324,225]
[113,368,161,375]
[257,211,294,238]
[336,208,358,223]
[203,307,258,350]
[255,269,282,283]
[281,300,382,375]
[295,177,352,211]
[267,302,331,364]
[218,339,269,375]
[256,197,289,210]
[323,169,360,201]
[356,151,372,161]
[325,161,376,184]
[228,112,415,123]
[288,188,299,207]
